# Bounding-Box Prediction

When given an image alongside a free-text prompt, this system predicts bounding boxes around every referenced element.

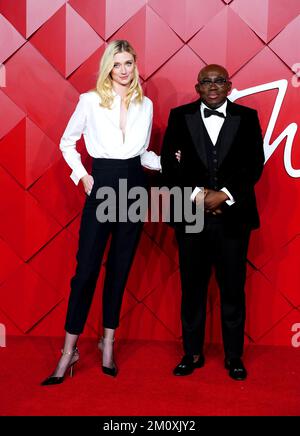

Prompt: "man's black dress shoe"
[173,355,205,376]
[225,357,247,381]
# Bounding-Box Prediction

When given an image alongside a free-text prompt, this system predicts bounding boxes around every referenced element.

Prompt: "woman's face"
[111,51,135,87]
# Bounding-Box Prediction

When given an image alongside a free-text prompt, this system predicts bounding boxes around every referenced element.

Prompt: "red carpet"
[1,337,299,416]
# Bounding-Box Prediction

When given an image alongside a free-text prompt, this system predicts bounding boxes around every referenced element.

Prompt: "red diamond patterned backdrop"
[0,0,300,346]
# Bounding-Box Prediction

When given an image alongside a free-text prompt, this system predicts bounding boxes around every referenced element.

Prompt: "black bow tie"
[204,108,225,119]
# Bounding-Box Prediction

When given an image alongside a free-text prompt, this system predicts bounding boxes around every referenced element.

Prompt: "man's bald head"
[198,64,229,82]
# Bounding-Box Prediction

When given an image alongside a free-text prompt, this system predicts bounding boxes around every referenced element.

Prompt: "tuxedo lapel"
[184,99,241,167]
[185,102,208,167]
[217,110,241,166]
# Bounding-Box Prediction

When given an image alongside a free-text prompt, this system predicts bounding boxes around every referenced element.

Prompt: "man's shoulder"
[228,100,258,116]
[169,99,200,115]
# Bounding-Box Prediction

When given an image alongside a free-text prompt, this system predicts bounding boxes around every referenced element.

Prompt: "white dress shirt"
[59,91,161,185]
[190,100,235,205]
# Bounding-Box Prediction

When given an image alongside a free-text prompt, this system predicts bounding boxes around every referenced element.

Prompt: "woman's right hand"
[81,174,94,195]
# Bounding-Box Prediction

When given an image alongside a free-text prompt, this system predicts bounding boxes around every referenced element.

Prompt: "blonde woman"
[41,40,163,384]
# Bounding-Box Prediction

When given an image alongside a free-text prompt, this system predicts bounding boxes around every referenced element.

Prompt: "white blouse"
[59,91,161,185]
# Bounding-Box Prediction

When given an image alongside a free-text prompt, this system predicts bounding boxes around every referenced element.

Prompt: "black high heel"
[41,347,79,386]
[98,337,118,377]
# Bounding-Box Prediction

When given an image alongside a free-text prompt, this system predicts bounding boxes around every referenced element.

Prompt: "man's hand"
[175,150,181,162]
[210,208,223,215]
[195,189,207,206]
[204,189,228,212]
[81,174,94,195]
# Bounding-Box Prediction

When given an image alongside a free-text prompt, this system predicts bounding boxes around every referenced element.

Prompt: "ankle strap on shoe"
[61,347,79,355]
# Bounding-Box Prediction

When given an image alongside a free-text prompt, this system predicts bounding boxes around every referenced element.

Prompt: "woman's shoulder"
[79,90,100,102]
[142,95,153,109]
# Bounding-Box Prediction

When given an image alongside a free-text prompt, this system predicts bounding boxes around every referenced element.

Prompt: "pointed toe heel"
[41,347,79,386]
[102,365,118,377]
[98,336,118,377]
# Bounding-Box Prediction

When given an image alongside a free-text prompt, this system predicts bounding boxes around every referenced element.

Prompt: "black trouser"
[176,216,250,359]
[65,156,146,334]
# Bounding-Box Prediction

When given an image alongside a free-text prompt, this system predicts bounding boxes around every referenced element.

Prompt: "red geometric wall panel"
[269,15,300,70]
[148,0,224,41]
[0,91,25,140]
[0,0,67,38]
[0,13,25,64]
[68,45,106,93]
[111,5,183,79]
[3,42,79,143]
[1,0,299,347]
[189,7,264,76]
[0,167,61,261]
[231,0,300,42]
[145,45,205,146]
[230,47,300,268]
[0,239,23,285]
[69,0,146,40]
[0,263,63,333]
[30,4,104,77]
[261,235,300,308]
[29,157,85,227]
[0,118,61,189]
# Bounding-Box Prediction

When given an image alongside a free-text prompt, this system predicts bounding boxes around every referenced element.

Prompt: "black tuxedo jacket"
[161,99,265,233]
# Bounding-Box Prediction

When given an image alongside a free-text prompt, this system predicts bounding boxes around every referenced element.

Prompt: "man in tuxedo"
[161,64,264,380]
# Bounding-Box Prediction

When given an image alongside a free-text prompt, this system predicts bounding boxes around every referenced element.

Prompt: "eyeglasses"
[199,78,228,88]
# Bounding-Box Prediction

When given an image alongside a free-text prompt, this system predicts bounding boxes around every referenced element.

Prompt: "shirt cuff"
[190,186,202,202]
[220,187,235,206]
[70,167,88,186]
[141,151,161,171]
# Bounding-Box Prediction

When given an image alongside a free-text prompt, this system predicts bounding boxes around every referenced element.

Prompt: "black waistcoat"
[201,116,224,191]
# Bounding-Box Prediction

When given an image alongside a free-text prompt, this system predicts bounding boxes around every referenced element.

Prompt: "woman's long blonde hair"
[95,40,143,109]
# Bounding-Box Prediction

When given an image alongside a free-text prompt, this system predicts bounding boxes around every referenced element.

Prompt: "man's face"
[195,66,232,109]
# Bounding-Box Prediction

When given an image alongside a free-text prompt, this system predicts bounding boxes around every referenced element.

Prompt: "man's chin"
[205,100,224,109]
